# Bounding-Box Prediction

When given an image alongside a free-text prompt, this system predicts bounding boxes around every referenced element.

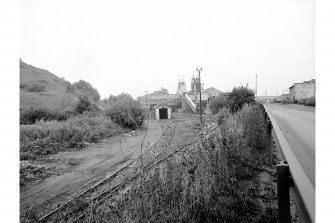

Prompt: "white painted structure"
[154,103,172,119]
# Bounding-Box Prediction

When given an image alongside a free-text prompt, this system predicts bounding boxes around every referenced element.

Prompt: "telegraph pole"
[196,67,203,125]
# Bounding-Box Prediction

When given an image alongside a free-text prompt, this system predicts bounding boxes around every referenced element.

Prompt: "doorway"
[159,108,168,119]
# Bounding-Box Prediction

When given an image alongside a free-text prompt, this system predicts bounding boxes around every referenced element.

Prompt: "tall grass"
[20,115,125,160]
[20,107,70,125]
[90,104,275,222]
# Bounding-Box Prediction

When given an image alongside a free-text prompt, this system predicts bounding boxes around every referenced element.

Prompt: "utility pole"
[196,67,203,125]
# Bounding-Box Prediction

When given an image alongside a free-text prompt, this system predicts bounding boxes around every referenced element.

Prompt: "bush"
[20,107,70,125]
[105,99,145,130]
[27,83,45,92]
[209,96,228,114]
[227,86,255,113]
[74,94,100,115]
[20,115,124,160]
[73,80,100,102]
[217,107,230,125]
[65,81,75,93]
[92,104,272,222]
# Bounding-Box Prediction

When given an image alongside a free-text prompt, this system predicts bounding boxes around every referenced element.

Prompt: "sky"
[20,0,315,99]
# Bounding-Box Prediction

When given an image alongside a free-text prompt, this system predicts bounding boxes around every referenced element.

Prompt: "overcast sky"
[21,0,314,99]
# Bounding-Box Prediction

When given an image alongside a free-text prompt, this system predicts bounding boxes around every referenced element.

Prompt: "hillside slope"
[20,60,79,111]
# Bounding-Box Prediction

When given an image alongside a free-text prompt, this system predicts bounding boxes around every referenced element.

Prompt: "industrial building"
[138,75,225,115]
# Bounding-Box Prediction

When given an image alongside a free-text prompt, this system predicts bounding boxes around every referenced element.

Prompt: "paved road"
[264,103,315,186]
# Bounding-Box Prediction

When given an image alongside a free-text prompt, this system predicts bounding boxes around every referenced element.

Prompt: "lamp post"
[196,67,203,124]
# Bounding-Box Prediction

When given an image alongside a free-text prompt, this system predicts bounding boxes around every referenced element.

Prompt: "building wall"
[155,106,171,119]
[138,97,181,111]
[290,81,315,102]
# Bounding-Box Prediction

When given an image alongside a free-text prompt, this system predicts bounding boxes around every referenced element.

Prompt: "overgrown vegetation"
[209,95,228,114]
[20,115,124,160]
[74,94,100,115]
[90,104,277,222]
[73,79,100,102]
[105,93,145,130]
[20,107,70,125]
[65,81,75,93]
[227,85,255,113]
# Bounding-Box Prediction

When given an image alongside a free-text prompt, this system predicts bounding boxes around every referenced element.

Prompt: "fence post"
[266,120,272,166]
[277,161,291,223]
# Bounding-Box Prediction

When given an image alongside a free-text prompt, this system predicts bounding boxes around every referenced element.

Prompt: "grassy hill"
[20,60,102,111]
[20,60,78,111]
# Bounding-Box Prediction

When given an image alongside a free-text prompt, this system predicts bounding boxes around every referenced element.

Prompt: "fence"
[261,104,315,223]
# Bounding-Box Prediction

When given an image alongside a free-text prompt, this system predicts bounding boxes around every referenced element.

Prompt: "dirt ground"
[20,114,203,220]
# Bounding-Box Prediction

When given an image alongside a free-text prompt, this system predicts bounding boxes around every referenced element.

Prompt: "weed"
[20,115,125,160]
[90,105,273,222]
[20,107,70,125]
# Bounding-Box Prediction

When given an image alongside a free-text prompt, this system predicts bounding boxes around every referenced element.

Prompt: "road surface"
[264,103,315,186]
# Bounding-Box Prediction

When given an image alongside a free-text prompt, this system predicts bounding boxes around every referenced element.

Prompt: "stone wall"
[290,80,315,102]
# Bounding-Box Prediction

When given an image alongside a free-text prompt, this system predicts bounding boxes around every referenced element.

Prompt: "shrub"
[105,98,145,130]
[20,107,69,125]
[20,115,124,160]
[227,85,255,113]
[73,80,100,102]
[209,96,228,114]
[217,107,230,125]
[74,94,100,115]
[91,104,271,222]
[65,81,75,93]
[27,83,45,92]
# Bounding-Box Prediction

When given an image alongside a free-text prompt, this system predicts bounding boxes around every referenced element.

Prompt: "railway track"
[33,118,218,223]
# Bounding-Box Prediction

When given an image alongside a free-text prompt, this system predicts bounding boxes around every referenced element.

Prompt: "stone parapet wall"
[290,81,315,102]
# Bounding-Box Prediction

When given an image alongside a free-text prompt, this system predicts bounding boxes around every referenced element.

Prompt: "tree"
[73,80,100,102]
[105,95,145,130]
[227,85,255,113]
[209,96,228,114]
[65,81,75,93]
[108,92,133,104]
[74,95,93,114]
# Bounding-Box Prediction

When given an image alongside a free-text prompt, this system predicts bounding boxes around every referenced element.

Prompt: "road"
[264,103,315,186]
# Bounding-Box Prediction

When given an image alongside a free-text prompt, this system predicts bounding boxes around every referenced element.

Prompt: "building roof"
[139,93,180,101]
[187,87,224,96]
[289,79,315,89]
[202,87,224,95]
[153,103,170,109]
[149,94,180,100]
[151,88,169,95]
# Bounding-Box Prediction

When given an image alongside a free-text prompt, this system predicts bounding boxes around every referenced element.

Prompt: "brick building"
[138,88,181,111]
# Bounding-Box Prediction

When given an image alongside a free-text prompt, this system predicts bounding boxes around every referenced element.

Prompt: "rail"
[262,104,315,223]
[34,119,217,222]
